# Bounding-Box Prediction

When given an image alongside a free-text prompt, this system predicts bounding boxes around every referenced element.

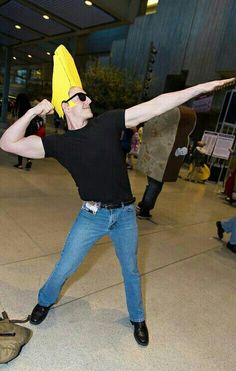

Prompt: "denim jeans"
[139,176,164,211]
[221,217,236,244]
[38,203,144,322]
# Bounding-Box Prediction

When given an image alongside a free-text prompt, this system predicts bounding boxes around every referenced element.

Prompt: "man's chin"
[87,111,93,119]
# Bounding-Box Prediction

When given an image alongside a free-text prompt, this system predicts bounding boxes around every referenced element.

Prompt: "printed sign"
[201,131,218,155]
[212,133,235,160]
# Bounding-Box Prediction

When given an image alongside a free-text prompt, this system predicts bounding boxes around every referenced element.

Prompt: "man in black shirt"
[0,78,234,347]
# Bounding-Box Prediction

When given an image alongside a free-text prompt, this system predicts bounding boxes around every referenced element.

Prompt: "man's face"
[67,87,93,120]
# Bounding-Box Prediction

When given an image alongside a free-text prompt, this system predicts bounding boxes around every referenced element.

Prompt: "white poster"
[212,133,235,160]
[201,131,218,156]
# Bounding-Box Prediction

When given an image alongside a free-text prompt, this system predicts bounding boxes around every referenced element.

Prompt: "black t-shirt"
[42,109,134,203]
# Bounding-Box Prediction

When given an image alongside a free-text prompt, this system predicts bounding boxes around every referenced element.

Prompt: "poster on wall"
[201,131,218,155]
[212,133,235,160]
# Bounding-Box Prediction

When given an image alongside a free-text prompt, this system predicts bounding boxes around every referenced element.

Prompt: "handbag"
[0,311,32,364]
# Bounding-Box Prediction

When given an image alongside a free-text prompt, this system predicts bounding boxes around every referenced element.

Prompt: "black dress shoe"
[226,242,236,254]
[137,209,152,220]
[30,304,51,325]
[13,164,23,169]
[216,221,224,239]
[25,160,32,171]
[130,320,149,346]
[225,197,236,205]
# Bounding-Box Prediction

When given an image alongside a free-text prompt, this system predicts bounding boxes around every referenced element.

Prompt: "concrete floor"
[0,148,236,371]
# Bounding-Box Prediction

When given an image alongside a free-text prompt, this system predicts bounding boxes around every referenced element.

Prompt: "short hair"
[68,86,82,96]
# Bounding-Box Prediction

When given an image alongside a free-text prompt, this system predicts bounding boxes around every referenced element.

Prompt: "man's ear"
[61,101,70,113]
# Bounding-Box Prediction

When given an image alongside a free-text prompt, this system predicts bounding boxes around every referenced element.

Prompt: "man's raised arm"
[0,99,54,159]
[125,78,235,128]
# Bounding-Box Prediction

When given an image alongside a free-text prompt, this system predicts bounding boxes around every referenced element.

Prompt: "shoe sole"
[137,215,151,220]
[30,319,44,325]
[134,337,149,346]
[226,244,236,254]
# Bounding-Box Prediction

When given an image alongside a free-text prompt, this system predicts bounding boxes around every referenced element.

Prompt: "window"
[14,68,27,85]
[30,68,41,80]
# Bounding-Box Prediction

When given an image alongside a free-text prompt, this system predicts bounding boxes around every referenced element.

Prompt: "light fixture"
[15,24,21,29]
[43,14,50,20]
[46,52,51,55]
[146,0,159,15]
[147,0,159,5]
[13,57,16,60]
[85,1,93,6]
[28,54,32,58]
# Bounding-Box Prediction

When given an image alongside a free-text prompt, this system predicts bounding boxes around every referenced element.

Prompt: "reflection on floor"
[0,150,235,370]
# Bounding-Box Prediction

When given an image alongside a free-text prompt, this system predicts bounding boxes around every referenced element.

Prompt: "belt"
[100,198,135,209]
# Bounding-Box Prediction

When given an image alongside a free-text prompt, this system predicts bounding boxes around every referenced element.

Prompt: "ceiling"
[0,0,145,65]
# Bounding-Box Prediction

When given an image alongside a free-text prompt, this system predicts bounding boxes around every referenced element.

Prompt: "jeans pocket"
[125,204,135,212]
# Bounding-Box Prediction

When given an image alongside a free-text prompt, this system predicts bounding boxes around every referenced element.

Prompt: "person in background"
[185,141,210,183]
[222,149,236,204]
[216,218,236,253]
[127,128,142,169]
[53,111,61,133]
[120,128,134,168]
[136,106,196,219]
[13,93,32,170]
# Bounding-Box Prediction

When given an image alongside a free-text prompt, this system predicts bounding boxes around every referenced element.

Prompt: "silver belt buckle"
[83,201,100,214]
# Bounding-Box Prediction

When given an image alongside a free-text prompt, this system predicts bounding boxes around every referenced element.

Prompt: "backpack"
[0,311,32,364]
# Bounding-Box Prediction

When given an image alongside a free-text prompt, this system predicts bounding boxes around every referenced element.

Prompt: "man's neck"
[67,118,88,131]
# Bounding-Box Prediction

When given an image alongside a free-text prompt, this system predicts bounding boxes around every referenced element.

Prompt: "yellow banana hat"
[52,45,83,117]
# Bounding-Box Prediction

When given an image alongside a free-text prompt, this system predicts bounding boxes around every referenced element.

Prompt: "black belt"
[100,198,135,209]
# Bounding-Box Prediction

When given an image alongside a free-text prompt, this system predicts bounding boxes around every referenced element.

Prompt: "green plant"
[81,64,142,110]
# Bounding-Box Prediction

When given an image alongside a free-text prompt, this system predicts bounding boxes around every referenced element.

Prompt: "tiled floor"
[0,148,236,370]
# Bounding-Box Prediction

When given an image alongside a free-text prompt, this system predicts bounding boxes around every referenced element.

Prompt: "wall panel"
[216,0,236,72]
[111,39,126,68]
[149,0,196,94]
[121,14,155,79]
[109,0,236,96]
[183,0,233,84]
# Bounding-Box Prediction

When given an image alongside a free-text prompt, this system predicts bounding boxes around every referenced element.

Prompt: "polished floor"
[0,146,236,370]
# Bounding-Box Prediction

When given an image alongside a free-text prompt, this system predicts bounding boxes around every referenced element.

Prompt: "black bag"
[0,311,32,364]
[25,115,44,137]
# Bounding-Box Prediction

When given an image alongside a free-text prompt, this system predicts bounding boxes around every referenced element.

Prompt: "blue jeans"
[38,203,144,322]
[139,176,164,211]
[221,217,236,244]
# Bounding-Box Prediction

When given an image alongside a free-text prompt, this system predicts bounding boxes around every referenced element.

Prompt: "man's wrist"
[25,108,37,120]
[192,83,204,96]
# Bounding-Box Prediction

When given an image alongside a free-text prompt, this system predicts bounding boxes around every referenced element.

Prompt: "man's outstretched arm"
[125,78,235,128]
[0,99,54,159]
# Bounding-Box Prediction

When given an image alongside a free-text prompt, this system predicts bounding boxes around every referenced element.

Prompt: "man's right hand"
[31,99,54,117]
